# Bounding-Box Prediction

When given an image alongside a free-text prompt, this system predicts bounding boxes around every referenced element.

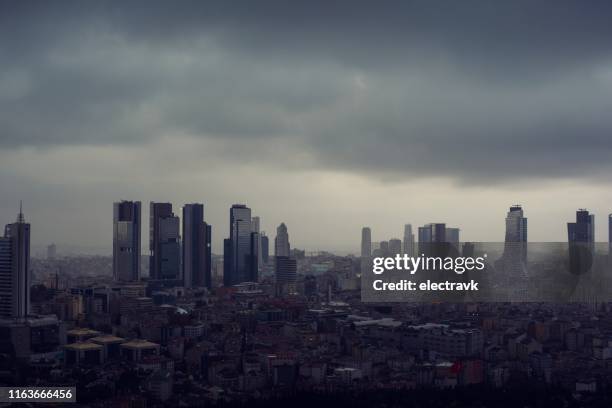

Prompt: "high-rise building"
[418,223,447,244]
[505,205,528,243]
[261,233,269,264]
[379,241,389,256]
[182,204,212,289]
[418,223,461,256]
[361,227,371,257]
[274,223,290,257]
[224,204,257,286]
[149,202,181,282]
[446,228,460,245]
[567,209,595,277]
[504,205,527,263]
[113,201,141,282]
[568,209,595,243]
[274,223,295,296]
[403,224,415,256]
[275,256,297,296]
[388,238,402,256]
[0,205,31,318]
[252,216,263,269]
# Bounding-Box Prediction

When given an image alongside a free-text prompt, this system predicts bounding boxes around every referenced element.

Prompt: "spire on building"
[17,200,25,223]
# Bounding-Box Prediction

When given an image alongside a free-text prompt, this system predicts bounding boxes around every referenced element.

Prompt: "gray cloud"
[1,1,612,196]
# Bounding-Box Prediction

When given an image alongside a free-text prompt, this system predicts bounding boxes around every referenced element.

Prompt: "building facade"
[149,202,181,283]
[182,204,212,289]
[0,207,30,318]
[113,201,141,282]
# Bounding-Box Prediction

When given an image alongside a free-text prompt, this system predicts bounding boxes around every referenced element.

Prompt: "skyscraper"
[418,223,447,255]
[418,223,446,243]
[274,223,290,257]
[252,216,263,269]
[224,204,257,286]
[182,204,212,289]
[274,223,296,296]
[568,209,595,243]
[276,256,297,296]
[261,233,269,264]
[504,205,527,263]
[149,202,181,282]
[379,240,390,256]
[505,205,528,243]
[0,205,31,318]
[567,209,595,277]
[403,224,415,256]
[113,201,141,282]
[388,238,402,256]
[446,228,460,245]
[418,223,460,256]
[361,227,371,257]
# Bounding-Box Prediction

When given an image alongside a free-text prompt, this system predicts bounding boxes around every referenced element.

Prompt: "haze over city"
[3,1,612,253]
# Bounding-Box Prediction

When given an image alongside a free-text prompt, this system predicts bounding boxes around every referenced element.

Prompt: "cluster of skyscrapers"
[223,204,259,286]
[2,201,611,322]
[113,201,212,289]
[361,222,460,258]
[360,206,612,261]
[113,201,296,293]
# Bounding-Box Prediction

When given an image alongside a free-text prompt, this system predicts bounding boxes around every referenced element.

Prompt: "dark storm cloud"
[2,1,612,182]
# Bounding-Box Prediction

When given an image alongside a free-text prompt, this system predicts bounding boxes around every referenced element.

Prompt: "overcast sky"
[2,1,612,255]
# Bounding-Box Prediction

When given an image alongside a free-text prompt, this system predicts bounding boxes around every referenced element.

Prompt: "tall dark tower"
[567,209,595,277]
[504,204,528,263]
[361,227,371,257]
[149,202,180,282]
[0,203,31,318]
[568,209,594,243]
[261,233,269,265]
[224,204,257,286]
[183,204,212,289]
[418,223,446,256]
[113,201,141,282]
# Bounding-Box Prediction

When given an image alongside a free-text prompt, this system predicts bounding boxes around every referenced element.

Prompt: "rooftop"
[64,342,103,351]
[120,339,160,349]
[67,328,101,336]
[90,335,126,344]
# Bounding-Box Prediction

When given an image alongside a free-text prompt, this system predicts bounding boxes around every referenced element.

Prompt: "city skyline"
[4,2,612,405]
[6,201,612,257]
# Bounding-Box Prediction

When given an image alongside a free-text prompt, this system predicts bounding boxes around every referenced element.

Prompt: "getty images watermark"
[370,253,487,292]
[361,242,612,302]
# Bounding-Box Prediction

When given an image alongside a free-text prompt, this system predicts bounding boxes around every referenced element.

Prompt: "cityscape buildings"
[113,200,141,282]
[261,233,269,264]
[182,203,212,289]
[274,222,290,258]
[274,223,296,296]
[568,209,595,243]
[224,204,258,285]
[361,227,371,257]
[0,206,30,318]
[3,202,612,406]
[388,238,402,256]
[403,224,414,256]
[149,202,181,283]
[504,205,528,263]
